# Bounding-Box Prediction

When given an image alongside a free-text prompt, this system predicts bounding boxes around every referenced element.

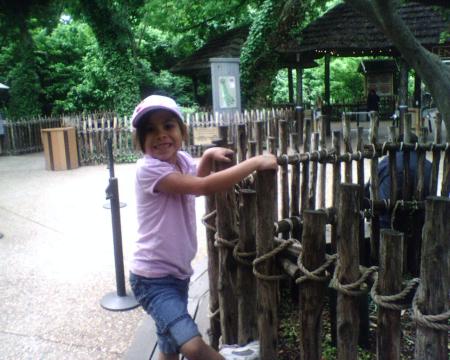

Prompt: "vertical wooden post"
[342,113,353,183]
[215,158,238,345]
[402,115,412,200]
[290,132,300,218]
[301,120,311,212]
[255,169,278,360]
[377,229,403,360]
[308,133,319,209]
[414,197,450,360]
[237,123,247,163]
[256,121,264,155]
[369,112,380,265]
[329,130,341,346]
[279,120,290,221]
[296,106,304,146]
[430,113,442,196]
[415,127,428,201]
[388,126,398,207]
[299,210,327,360]
[336,183,361,360]
[331,130,341,249]
[357,125,369,349]
[237,189,258,345]
[440,124,450,197]
[205,194,221,349]
[318,115,327,208]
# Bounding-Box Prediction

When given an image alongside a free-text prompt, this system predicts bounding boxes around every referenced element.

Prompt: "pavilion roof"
[278,2,448,59]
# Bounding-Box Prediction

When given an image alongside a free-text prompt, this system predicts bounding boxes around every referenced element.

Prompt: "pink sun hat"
[131,95,184,128]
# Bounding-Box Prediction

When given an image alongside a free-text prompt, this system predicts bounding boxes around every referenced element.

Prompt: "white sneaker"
[219,340,260,360]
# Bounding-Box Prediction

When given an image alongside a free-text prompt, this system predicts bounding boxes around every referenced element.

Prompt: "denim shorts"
[129,272,200,354]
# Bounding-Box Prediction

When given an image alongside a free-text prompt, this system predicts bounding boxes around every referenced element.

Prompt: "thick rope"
[208,307,220,319]
[329,263,379,296]
[412,291,450,331]
[233,244,255,267]
[252,239,294,281]
[370,274,420,311]
[214,233,238,249]
[202,210,217,232]
[295,245,338,284]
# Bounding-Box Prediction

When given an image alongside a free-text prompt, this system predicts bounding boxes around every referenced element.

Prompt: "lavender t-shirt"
[130,151,197,280]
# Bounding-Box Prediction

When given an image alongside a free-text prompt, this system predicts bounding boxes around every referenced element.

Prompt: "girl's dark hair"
[134,111,188,152]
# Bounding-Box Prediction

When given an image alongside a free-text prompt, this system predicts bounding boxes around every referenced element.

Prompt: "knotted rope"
[295,243,338,284]
[252,239,294,281]
[370,274,420,311]
[233,244,256,267]
[412,291,450,331]
[201,210,217,232]
[329,263,379,296]
[214,233,238,249]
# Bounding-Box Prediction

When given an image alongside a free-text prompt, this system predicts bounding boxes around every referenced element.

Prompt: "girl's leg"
[180,336,224,360]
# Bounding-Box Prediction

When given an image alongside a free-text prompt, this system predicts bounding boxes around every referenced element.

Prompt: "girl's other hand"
[206,147,234,163]
[256,154,278,171]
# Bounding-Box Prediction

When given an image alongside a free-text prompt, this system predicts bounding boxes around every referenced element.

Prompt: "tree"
[75,0,142,115]
[0,0,60,118]
[345,0,450,132]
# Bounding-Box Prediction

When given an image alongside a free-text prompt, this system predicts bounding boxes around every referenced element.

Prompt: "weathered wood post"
[279,120,290,223]
[237,123,247,163]
[369,111,380,265]
[414,196,450,360]
[377,229,404,360]
[290,132,300,220]
[430,113,442,196]
[255,168,278,359]
[415,127,428,201]
[329,130,341,345]
[296,106,304,146]
[336,183,361,360]
[402,115,412,200]
[204,193,221,349]
[215,137,239,344]
[342,113,353,183]
[318,115,327,208]
[298,210,327,360]
[441,123,450,197]
[256,121,264,156]
[300,120,311,212]
[237,189,258,345]
[308,132,319,209]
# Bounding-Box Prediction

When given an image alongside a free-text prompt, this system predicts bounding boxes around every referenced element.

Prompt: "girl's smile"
[143,110,183,164]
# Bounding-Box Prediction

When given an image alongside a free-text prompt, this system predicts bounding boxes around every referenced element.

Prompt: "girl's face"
[142,110,183,164]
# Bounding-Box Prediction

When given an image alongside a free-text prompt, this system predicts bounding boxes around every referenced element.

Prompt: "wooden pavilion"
[171,2,448,112]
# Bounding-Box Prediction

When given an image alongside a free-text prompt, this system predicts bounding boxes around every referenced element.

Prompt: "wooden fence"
[202,110,450,360]
[0,107,295,164]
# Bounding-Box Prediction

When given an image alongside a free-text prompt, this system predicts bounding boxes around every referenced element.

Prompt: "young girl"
[129,95,277,360]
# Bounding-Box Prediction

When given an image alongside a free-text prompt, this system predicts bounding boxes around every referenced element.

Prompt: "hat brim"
[132,106,184,128]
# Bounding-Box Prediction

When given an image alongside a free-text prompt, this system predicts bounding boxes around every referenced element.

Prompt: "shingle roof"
[278,2,448,58]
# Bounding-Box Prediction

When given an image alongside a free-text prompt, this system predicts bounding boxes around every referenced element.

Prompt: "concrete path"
[0,153,208,359]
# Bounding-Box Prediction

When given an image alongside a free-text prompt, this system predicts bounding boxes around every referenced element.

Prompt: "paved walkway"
[0,153,208,359]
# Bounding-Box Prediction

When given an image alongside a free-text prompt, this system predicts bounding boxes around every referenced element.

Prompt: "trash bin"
[41,127,79,170]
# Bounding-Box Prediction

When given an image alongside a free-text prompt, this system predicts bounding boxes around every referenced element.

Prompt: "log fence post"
[237,189,258,345]
[300,120,311,212]
[414,196,450,360]
[430,113,442,196]
[336,183,361,360]
[298,210,327,360]
[369,111,380,265]
[255,168,279,359]
[376,229,403,360]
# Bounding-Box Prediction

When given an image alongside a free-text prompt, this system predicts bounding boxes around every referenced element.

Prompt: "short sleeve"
[136,157,177,194]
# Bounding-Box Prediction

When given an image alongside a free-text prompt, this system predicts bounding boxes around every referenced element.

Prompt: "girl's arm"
[155,154,278,196]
